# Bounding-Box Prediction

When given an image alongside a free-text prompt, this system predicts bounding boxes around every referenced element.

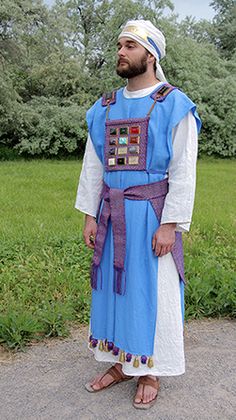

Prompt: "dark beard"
[116,55,148,79]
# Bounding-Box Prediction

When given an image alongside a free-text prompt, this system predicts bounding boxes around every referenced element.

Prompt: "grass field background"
[0,160,235,349]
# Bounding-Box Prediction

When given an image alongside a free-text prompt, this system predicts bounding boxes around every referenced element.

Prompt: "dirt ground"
[0,319,235,420]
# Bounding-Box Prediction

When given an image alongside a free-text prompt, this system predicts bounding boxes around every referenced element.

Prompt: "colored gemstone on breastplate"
[120,127,128,135]
[130,126,140,134]
[117,157,126,165]
[110,128,117,135]
[128,156,139,165]
[118,147,127,155]
[129,146,139,154]
[108,158,116,166]
[119,137,128,145]
[130,136,140,144]
[109,147,116,155]
[109,138,117,145]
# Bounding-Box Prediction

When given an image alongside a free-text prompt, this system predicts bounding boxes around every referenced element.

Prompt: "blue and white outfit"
[75,82,201,376]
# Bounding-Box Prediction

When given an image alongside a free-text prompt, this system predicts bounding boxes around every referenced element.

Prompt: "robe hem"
[88,345,185,377]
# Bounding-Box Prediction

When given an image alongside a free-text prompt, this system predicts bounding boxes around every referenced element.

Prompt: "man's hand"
[152,223,176,257]
[83,215,97,249]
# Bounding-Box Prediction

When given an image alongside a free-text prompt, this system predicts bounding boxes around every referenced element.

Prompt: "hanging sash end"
[113,266,126,295]
[91,262,103,290]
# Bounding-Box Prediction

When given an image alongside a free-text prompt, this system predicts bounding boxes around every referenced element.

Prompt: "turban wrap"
[118,20,167,82]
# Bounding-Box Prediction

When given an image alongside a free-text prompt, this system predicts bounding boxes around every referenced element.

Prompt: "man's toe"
[134,384,143,403]
[91,382,101,390]
[134,385,143,404]
[143,392,149,403]
[90,374,102,387]
[143,387,157,403]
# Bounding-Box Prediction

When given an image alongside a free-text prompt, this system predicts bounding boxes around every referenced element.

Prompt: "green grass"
[0,161,92,349]
[184,160,236,318]
[0,160,235,349]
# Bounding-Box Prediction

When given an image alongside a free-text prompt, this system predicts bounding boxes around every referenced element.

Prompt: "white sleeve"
[75,134,104,217]
[161,111,198,232]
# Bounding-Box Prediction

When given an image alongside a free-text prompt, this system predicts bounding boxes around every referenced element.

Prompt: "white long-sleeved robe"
[75,83,198,376]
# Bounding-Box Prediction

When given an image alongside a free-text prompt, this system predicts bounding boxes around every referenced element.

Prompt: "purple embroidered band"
[91,178,185,295]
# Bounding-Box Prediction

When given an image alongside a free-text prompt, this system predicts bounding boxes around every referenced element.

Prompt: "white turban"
[118,20,167,82]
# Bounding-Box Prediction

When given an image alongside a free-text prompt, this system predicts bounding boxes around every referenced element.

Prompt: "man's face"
[116,37,149,79]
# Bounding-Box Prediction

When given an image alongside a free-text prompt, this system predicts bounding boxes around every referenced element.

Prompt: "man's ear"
[147,53,155,64]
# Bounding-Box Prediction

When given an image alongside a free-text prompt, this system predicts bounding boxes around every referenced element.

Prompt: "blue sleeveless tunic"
[86,85,201,358]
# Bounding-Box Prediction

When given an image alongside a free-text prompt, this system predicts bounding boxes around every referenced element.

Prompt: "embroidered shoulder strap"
[150,83,177,102]
[102,90,117,107]
[147,83,178,116]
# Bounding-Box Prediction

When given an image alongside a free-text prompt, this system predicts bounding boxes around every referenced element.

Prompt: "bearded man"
[75,20,201,410]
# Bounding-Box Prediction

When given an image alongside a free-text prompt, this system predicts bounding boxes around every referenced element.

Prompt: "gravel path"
[0,319,235,420]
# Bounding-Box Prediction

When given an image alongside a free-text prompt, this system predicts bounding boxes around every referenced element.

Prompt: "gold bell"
[133,357,139,368]
[104,342,109,352]
[148,357,154,368]
[119,351,125,363]
[99,341,104,351]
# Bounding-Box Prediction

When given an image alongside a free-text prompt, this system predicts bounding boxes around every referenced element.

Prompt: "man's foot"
[85,363,133,392]
[133,375,160,408]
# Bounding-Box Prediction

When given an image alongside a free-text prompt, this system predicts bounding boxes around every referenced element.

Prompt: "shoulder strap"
[150,83,177,102]
[102,90,117,107]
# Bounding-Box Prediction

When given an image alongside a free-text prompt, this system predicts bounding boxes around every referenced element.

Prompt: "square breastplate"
[105,116,149,171]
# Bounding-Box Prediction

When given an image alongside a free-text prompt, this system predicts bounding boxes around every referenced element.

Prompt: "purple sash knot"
[91,178,185,295]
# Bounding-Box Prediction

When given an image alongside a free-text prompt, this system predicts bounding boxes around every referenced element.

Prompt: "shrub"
[14,97,87,157]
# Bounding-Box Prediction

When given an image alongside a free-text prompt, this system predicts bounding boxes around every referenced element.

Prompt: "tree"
[56,0,174,93]
[210,0,236,59]
[0,0,235,158]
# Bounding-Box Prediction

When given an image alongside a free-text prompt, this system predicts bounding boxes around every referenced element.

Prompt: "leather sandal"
[133,376,160,410]
[85,365,134,393]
